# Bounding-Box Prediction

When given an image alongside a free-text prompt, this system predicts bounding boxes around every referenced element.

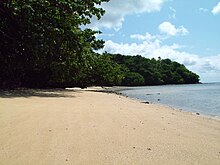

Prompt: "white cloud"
[199,8,208,12]
[212,2,220,15]
[169,7,176,13]
[90,0,166,31]
[130,22,188,42]
[100,39,220,82]
[169,13,176,19]
[96,33,115,38]
[169,7,176,19]
[158,22,189,36]
[130,32,158,41]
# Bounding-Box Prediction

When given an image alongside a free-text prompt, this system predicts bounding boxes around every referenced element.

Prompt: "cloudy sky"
[90,0,220,83]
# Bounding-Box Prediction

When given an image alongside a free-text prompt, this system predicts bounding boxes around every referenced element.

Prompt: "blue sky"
[90,0,220,83]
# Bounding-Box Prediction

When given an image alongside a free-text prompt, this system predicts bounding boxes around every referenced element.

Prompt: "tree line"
[106,53,199,86]
[0,0,199,88]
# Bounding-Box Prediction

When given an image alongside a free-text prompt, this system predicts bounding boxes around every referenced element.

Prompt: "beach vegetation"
[0,0,199,88]
[107,53,200,86]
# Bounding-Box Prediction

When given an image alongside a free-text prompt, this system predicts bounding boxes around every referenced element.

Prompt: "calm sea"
[115,83,220,118]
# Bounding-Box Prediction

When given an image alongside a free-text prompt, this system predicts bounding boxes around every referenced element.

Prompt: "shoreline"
[107,85,220,121]
[0,88,220,164]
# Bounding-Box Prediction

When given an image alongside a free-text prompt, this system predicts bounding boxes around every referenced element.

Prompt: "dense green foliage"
[0,0,110,88]
[0,1,199,88]
[106,53,200,86]
[122,72,145,86]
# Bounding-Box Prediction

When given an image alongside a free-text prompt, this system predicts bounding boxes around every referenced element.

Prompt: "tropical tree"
[0,0,109,88]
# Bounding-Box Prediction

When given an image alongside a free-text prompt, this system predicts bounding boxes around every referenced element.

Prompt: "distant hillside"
[105,53,200,86]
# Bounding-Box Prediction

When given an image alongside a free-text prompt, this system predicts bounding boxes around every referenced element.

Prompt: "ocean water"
[116,83,220,118]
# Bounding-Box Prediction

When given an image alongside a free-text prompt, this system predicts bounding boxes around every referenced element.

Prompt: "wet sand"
[0,88,220,165]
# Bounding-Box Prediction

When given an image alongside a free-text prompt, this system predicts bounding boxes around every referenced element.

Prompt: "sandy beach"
[0,88,220,165]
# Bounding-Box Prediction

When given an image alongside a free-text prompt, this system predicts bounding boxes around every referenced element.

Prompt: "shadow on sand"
[0,89,78,98]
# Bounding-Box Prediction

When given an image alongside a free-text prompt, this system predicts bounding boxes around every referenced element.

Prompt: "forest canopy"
[106,53,200,86]
[0,0,199,88]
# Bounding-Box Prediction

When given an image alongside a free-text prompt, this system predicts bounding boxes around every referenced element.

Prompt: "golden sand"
[0,88,220,165]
